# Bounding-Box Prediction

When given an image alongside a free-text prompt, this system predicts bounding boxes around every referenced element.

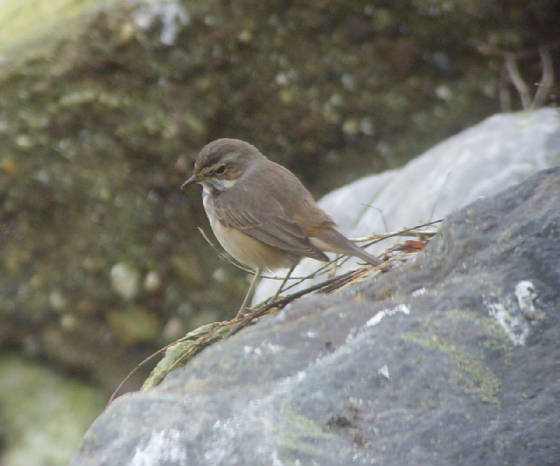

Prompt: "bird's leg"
[236,267,262,318]
[271,263,297,303]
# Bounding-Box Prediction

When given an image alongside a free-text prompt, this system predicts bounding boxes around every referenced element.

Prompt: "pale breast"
[203,190,297,271]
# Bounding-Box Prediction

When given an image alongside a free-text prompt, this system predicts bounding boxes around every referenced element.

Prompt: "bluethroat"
[181,139,381,316]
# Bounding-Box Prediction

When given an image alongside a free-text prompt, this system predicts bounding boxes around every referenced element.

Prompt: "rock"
[110,263,140,301]
[0,355,104,466]
[1,2,556,464]
[106,305,162,346]
[48,289,67,311]
[143,271,161,292]
[70,168,560,465]
[2,4,558,435]
[254,108,560,303]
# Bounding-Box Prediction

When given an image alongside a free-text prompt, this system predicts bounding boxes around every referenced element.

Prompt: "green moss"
[142,321,229,390]
[0,354,105,466]
[406,332,502,405]
[277,409,345,461]
[445,309,514,365]
[107,305,162,346]
[0,0,117,56]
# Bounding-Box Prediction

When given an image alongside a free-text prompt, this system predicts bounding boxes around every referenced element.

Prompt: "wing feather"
[212,165,331,262]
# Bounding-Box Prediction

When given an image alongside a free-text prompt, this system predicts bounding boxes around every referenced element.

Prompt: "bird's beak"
[180,174,198,191]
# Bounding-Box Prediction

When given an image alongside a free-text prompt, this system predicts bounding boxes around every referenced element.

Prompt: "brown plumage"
[182,138,380,314]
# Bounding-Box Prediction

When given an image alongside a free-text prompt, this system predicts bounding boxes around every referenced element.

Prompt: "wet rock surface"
[71,169,560,465]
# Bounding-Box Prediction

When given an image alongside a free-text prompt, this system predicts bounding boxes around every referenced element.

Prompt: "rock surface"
[71,168,560,465]
[255,107,560,302]
[2,2,559,465]
[0,354,104,466]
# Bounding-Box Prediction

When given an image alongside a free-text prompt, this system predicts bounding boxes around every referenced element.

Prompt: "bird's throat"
[201,177,237,195]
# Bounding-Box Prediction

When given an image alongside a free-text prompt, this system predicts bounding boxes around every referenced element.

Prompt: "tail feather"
[350,243,382,266]
[310,228,382,266]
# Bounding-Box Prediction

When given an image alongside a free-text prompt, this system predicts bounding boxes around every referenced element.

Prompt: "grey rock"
[110,262,141,301]
[255,108,560,302]
[71,168,560,465]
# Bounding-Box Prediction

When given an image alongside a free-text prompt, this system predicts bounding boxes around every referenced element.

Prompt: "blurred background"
[0,0,558,464]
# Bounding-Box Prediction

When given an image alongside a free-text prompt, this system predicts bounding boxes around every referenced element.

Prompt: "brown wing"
[212,160,333,262]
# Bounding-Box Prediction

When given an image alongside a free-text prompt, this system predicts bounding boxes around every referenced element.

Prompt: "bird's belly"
[203,196,296,271]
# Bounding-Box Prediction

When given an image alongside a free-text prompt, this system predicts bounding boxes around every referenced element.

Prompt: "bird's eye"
[215,165,226,175]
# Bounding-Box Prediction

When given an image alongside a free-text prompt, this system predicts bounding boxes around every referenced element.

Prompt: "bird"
[181,138,381,316]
